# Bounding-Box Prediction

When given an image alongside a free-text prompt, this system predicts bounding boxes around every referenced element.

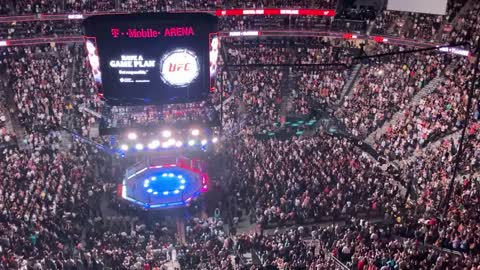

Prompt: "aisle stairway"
[279,67,294,121]
[384,128,478,191]
[434,0,474,42]
[1,72,29,150]
[0,73,14,136]
[336,64,362,108]
[161,260,180,270]
[383,129,462,171]
[365,76,444,145]
[397,13,413,38]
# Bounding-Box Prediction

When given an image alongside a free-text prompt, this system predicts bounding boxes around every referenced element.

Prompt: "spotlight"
[143,180,149,187]
[167,138,175,145]
[147,189,153,193]
[148,140,160,149]
[180,179,186,184]
[151,177,156,181]
[191,129,200,136]
[153,191,158,195]
[120,144,129,151]
[175,141,183,147]
[162,141,172,148]
[162,173,167,177]
[188,139,195,146]
[163,191,169,195]
[177,175,183,179]
[135,143,144,150]
[127,132,137,140]
[173,190,180,194]
[179,185,185,190]
[201,139,207,146]
[212,137,218,143]
[168,173,174,177]
[162,130,172,138]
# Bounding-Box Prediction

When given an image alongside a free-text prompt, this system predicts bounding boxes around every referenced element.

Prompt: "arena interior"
[0,0,479,269]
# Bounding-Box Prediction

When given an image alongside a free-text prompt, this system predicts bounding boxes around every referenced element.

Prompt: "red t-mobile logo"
[168,63,191,72]
[111,28,120,38]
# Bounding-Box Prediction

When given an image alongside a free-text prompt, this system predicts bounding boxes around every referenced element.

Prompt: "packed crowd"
[103,101,219,130]
[0,136,105,269]
[0,3,11,15]
[1,0,479,46]
[2,0,476,42]
[370,10,406,36]
[81,214,180,269]
[65,0,116,13]
[0,0,339,40]
[369,0,469,43]
[0,16,332,40]
[219,15,332,31]
[247,216,480,269]
[224,130,479,269]
[404,0,468,42]
[328,217,478,269]
[376,125,480,263]
[14,0,61,14]
[229,67,283,129]
[0,96,15,147]
[373,57,474,160]
[2,44,100,137]
[290,69,347,115]
[222,0,337,9]
[225,38,354,66]
[6,45,72,133]
[228,134,403,227]
[225,38,355,119]
[0,47,478,270]
[404,13,444,42]
[441,0,480,48]
[67,44,103,136]
[336,44,450,138]
[0,1,479,269]
[4,0,337,15]
[0,20,82,40]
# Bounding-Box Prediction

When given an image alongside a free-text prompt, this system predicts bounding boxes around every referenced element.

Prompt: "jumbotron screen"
[83,13,218,105]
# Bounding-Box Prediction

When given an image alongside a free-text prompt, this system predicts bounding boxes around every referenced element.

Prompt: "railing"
[63,127,115,155]
[303,239,349,270]
[125,160,146,179]
[0,30,446,49]
[395,236,465,257]
[125,155,205,179]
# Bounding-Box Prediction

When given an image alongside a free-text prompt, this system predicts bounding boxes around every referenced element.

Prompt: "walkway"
[366,76,444,145]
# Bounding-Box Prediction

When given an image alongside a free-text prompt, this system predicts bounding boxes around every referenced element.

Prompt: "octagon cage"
[121,155,208,209]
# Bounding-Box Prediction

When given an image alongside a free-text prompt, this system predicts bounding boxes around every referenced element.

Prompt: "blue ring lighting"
[143,173,186,195]
[122,165,207,210]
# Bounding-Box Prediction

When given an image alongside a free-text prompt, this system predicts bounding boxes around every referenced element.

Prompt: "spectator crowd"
[0,0,479,269]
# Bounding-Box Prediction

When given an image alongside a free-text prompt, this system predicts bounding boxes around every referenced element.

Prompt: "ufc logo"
[168,63,191,72]
[111,28,120,38]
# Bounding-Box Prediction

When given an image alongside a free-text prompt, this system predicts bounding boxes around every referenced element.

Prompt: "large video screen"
[83,13,218,105]
[387,0,447,15]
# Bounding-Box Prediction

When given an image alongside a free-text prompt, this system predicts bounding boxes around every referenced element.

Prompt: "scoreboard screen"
[83,13,218,105]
